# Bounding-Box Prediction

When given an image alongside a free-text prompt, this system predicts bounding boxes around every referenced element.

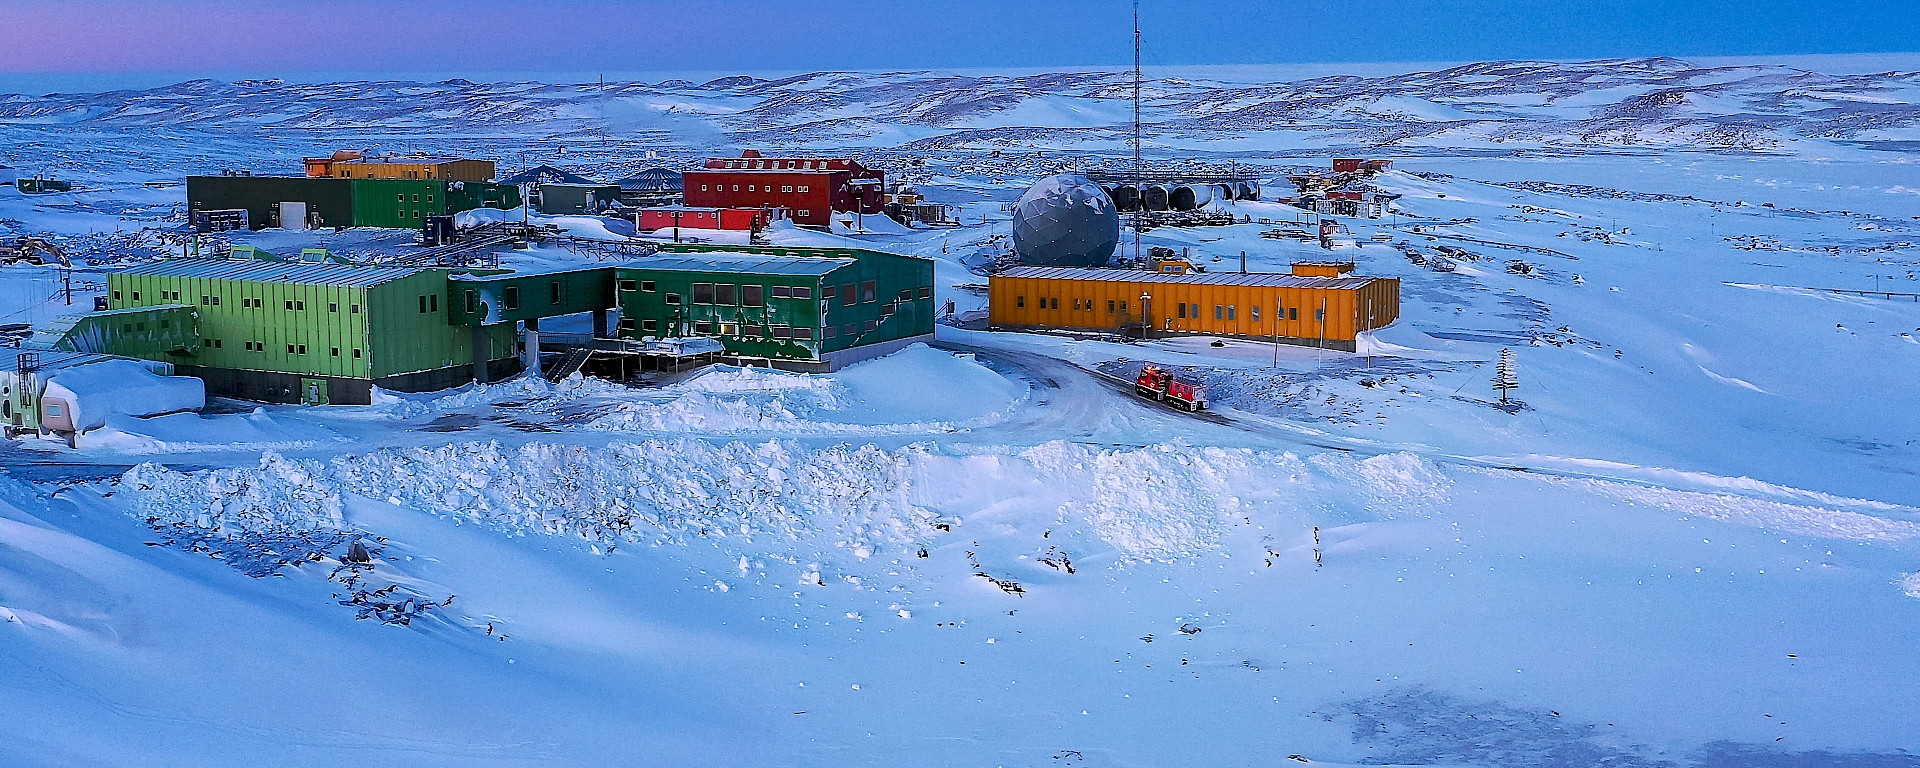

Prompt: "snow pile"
[584,347,1029,436]
[74,409,344,454]
[41,359,203,432]
[372,373,626,420]
[109,438,1429,563]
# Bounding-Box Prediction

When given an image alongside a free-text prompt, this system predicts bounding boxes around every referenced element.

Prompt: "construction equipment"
[0,237,71,267]
[1134,365,1208,411]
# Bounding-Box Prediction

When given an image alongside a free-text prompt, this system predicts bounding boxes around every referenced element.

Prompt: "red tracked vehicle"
[1134,365,1209,411]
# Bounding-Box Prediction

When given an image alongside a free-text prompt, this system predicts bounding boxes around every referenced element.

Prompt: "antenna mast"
[1132,0,1142,263]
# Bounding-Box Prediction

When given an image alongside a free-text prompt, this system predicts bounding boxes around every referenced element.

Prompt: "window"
[821,285,835,302]
[695,321,714,334]
[798,186,810,193]
[1017,296,1026,308]
[285,300,295,310]
[641,319,658,332]
[1190,303,1200,319]
[350,304,360,314]
[864,319,878,331]
[797,209,810,217]
[550,281,563,304]
[731,185,739,191]
[666,293,682,305]
[742,285,764,307]
[641,280,656,292]
[691,283,714,304]
[701,184,709,192]
[792,286,812,299]
[742,325,762,337]
[331,347,339,357]
[842,284,857,307]
[1178,303,1187,319]
[1107,300,1115,314]
[781,186,793,193]
[1119,301,1127,313]
[618,279,638,292]
[211,296,220,305]
[418,296,428,313]
[844,323,858,336]
[352,348,362,358]
[917,287,931,300]
[210,339,222,348]
[882,303,896,317]
[1251,306,1260,322]
[716,284,737,305]
[286,344,296,353]
[1050,297,1060,310]
[1214,305,1223,320]
[748,185,755,192]
[298,300,307,310]
[503,287,518,310]
[772,326,792,338]
[898,289,914,302]
[1289,307,1299,321]
[132,291,141,301]
[822,325,837,339]
[113,290,122,301]
[298,344,308,355]
[329,302,338,313]
[862,281,877,303]
[793,327,813,339]
[1228,306,1236,321]
[720,323,738,335]
[201,295,209,305]
[772,286,791,298]
[1315,308,1326,322]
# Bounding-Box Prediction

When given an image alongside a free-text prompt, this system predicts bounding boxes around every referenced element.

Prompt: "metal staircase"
[545,346,594,382]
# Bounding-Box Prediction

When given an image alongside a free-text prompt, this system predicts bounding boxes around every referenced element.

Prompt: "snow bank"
[75,409,344,454]
[42,360,203,432]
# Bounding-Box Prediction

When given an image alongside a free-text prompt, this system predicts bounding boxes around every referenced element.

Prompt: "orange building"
[303,151,495,182]
[988,267,1399,351]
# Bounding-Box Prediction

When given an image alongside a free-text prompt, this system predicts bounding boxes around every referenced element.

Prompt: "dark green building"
[611,244,935,371]
[187,175,521,231]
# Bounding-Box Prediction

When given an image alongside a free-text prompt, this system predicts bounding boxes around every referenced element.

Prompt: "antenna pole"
[1133,0,1142,263]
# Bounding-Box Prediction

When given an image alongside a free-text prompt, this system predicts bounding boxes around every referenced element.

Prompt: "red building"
[681,150,885,228]
[637,206,785,232]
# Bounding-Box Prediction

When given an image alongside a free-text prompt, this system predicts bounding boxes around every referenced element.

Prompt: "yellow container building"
[988,267,1399,351]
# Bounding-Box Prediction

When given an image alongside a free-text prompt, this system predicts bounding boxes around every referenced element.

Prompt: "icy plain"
[2,58,1920,767]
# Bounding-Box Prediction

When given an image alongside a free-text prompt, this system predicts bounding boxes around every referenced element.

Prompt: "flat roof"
[996,266,1383,290]
[114,259,427,287]
[622,253,855,277]
[337,157,473,165]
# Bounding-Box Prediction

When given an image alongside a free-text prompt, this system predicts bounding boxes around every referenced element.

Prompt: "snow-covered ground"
[5,58,1920,767]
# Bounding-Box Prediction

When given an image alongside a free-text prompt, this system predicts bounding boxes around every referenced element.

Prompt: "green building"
[612,244,935,371]
[187,176,521,231]
[98,260,519,404]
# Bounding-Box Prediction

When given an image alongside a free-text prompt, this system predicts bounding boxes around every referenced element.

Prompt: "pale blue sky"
[2,0,1915,77]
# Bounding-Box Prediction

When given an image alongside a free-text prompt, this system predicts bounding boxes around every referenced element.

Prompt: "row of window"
[394,193,435,203]
[617,317,823,340]
[723,159,828,170]
[216,339,363,358]
[698,184,811,194]
[1015,296,1323,323]
[114,289,363,314]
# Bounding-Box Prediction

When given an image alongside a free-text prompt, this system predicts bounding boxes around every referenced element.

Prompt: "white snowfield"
[6,56,1920,767]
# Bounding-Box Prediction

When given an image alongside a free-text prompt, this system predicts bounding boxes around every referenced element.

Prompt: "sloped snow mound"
[75,409,344,454]
[583,346,1029,436]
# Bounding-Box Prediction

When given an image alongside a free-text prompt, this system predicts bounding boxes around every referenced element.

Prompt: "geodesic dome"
[1011,173,1119,267]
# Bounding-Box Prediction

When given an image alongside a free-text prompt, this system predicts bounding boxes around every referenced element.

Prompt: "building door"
[300,378,330,406]
[280,201,310,230]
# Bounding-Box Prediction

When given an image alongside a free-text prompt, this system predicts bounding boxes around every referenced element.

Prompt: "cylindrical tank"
[1214,183,1236,201]
[1111,184,1140,212]
[1141,184,1170,211]
[1170,184,1213,210]
[1011,173,1120,267]
[1234,181,1258,201]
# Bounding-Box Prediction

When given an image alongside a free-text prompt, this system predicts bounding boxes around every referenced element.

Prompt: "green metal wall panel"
[446,267,615,326]
[349,178,450,229]
[612,267,834,360]
[447,182,522,213]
